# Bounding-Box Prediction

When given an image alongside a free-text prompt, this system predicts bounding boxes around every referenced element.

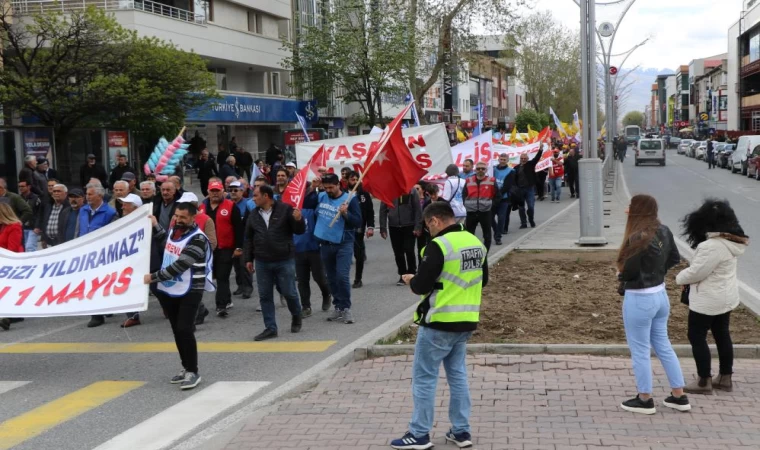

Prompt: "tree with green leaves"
[406,0,523,124]
[622,111,645,128]
[504,11,581,122]
[514,108,550,133]
[283,0,411,126]
[0,5,217,149]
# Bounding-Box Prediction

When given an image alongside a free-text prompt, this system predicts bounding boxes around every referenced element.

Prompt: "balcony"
[742,93,760,108]
[742,58,760,78]
[11,0,207,24]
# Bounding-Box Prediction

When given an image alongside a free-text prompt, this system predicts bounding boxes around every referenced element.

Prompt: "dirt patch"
[383,250,760,345]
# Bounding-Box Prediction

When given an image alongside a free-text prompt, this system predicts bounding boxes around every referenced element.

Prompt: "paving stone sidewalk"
[220,354,760,450]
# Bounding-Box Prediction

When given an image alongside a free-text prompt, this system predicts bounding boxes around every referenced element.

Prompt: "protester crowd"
[1,139,748,438]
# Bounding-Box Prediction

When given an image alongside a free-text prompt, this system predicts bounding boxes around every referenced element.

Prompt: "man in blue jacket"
[294,191,332,317]
[491,153,515,245]
[309,173,362,324]
[79,182,118,328]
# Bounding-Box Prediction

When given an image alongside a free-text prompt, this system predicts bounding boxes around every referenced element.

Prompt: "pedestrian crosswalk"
[0,341,336,353]
[0,380,270,450]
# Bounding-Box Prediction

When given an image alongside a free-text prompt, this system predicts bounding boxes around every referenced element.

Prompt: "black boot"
[291,315,302,333]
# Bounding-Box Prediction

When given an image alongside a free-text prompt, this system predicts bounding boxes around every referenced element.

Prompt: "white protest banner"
[450,131,494,167]
[492,141,554,172]
[296,123,452,176]
[0,205,152,317]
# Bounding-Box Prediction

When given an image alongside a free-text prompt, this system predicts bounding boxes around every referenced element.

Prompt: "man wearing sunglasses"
[461,161,497,252]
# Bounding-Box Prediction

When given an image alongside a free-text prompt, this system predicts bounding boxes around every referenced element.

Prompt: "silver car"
[635,139,666,166]
[678,139,694,155]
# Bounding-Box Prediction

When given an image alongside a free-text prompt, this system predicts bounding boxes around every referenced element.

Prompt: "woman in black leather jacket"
[617,194,691,415]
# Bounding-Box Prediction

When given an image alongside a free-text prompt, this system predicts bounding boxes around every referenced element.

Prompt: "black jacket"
[80,163,109,188]
[219,163,239,181]
[355,185,375,232]
[243,201,305,263]
[620,224,680,290]
[195,158,218,182]
[564,153,581,176]
[515,147,544,188]
[411,223,488,332]
[108,164,137,189]
[20,192,41,230]
[38,201,73,246]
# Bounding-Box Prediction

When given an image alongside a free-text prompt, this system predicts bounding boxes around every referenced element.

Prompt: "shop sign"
[187,95,318,124]
[22,129,53,160]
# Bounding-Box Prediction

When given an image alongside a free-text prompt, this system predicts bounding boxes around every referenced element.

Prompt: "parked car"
[634,139,666,166]
[687,140,702,158]
[730,135,760,175]
[748,144,760,179]
[718,144,735,169]
[678,139,694,154]
[669,136,682,148]
[695,141,708,160]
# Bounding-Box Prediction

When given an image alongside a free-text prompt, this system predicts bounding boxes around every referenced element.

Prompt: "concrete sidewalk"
[219,354,760,450]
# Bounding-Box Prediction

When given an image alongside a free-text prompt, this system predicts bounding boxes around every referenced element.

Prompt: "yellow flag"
[528,125,538,140]
[456,128,466,143]
[510,126,517,142]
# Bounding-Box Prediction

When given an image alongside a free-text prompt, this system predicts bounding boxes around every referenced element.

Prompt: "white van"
[730,135,760,175]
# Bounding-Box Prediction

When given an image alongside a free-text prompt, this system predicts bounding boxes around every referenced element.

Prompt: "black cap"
[321,173,340,185]
[87,153,96,159]
[36,157,48,164]
[68,188,84,198]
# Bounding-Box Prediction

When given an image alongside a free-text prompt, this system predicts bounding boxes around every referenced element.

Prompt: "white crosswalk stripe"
[0,381,30,395]
[93,381,270,450]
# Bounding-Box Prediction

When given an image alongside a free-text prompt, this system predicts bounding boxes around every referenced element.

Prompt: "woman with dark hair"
[617,194,690,414]
[676,199,749,394]
[0,203,24,331]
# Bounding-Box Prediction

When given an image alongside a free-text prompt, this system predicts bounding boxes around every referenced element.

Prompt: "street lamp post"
[577,0,607,245]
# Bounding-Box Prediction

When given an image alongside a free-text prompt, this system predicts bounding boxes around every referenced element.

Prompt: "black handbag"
[680,285,690,305]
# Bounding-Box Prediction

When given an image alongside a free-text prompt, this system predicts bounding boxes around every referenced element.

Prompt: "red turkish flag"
[282,145,326,209]
[362,104,427,207]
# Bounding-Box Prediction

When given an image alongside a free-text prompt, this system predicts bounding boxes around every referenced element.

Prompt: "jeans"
[23,230,38,253]
[549,177,562,201]
[706,153,717,169]
[353,231,366,282]
[389,226,417,276]
[409,326,473,438]
[320,241,353,310]
[295,251,331,309]
[233,255,253,295]
[157,290,203,374]
[255,259,302,332]
[622,289,685,394]
[465,210,491,251]
[213,248,234,309]
[688,310,733,377]
[491,200,511,241]
[518,187,536,226]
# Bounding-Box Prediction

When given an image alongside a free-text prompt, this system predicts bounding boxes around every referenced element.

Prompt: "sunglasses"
[230,188,242,192]
[476,167,487,171]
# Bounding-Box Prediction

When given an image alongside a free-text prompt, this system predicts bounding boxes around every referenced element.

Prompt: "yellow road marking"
[0,381,143,450]
[0,341,336,354]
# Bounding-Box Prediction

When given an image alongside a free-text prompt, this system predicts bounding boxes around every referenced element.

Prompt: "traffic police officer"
[391,201,488,450]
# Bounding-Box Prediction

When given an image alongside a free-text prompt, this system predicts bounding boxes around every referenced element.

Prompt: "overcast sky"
[531,0,742,71]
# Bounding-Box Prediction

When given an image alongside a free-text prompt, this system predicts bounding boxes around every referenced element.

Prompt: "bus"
[624,125,641,145]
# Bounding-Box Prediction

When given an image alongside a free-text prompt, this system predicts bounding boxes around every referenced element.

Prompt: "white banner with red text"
[295,123,453,177]
[0,205,152,317]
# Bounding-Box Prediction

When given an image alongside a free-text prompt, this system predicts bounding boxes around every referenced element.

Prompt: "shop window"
[271,72,281,96]
[248,11,262,33]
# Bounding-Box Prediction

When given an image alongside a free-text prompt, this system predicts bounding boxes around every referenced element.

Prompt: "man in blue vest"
[491,153,515,245]
[79,182,118,328]
[309,173,361,324]
[391,202,488,450]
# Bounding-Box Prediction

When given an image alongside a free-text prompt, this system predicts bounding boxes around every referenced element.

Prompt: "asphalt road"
[622,146,760,296]
[0,194,572,450]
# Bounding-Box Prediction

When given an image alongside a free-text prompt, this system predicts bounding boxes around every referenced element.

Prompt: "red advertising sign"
[283,129,323,145]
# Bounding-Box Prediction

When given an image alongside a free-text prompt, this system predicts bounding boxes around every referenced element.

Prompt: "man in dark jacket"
[379,188,422,285]
[347,171,374,289]
[564,147,581,199]
[515,147,544,229]
[491,153,515,245]
[244,184,305,341]
[17,180,42,252]
[265,144,283,166]
[36,183,72,247]
[108,154,136,190]
[195,149,218,197]
[706,137,716,169]
[235,148,254,180]
[18,156,43,197]
[219,156,239,182]
[80,154,108,188]
[0,179,32,226]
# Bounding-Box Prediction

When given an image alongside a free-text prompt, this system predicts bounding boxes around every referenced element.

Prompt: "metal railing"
[11,0,207,25]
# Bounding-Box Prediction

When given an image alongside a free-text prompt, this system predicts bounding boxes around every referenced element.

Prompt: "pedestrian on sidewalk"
[677,199,749,394]
[392,202,487,450]
[491,153,514,245]
[548,148,564,203]
[380,187,422,286]
[565,147,581,199]
[244,185,305,341]
[145,202,214,391]
[515,148,543,229]
[462,161,496,251]
[706,137,717,169]
[617,194,690,415]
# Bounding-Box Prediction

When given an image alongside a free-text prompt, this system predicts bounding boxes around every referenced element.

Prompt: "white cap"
[118,193,143,207]
[177,192,199,204]
[285,162,297,168]
[229,180,242,188]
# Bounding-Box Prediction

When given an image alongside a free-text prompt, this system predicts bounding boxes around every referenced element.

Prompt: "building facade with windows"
[728,0,760,131]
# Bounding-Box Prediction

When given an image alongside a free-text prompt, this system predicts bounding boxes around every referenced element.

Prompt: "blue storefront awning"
[186,94,318,124]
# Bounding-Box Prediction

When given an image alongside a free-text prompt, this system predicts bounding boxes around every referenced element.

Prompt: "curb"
[362,343,760,359]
